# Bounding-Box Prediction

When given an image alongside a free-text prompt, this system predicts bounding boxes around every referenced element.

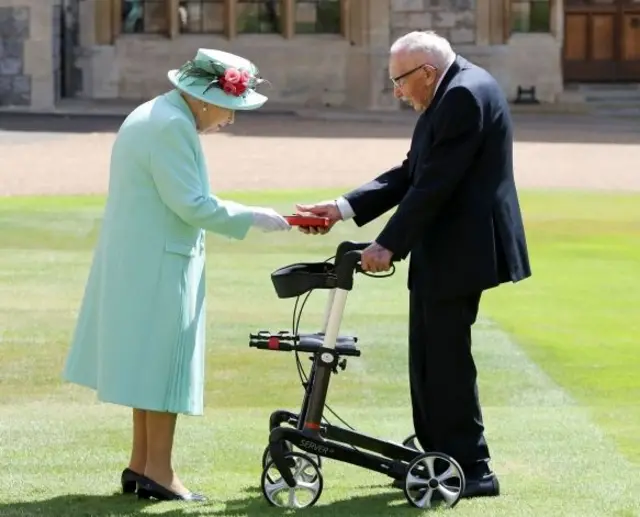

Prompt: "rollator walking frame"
[249,240,466,509]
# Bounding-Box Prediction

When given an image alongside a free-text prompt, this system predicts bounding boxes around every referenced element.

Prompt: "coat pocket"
[165,241,197,257]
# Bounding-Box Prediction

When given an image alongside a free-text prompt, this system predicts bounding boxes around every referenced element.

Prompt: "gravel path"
[1,112,638,196]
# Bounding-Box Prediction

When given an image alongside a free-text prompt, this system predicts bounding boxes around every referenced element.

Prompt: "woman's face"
[198,103,235,133]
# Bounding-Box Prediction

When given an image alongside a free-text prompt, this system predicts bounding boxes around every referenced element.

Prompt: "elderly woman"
[62,49,290,502]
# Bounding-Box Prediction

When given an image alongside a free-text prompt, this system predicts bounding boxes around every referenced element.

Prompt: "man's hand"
[295,200,342,235]
[361,242,393,273]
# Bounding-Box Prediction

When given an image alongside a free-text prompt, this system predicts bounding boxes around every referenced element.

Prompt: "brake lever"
[355,263,396,277]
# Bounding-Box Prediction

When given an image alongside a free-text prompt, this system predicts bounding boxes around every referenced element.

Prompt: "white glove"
[251,207,291,232]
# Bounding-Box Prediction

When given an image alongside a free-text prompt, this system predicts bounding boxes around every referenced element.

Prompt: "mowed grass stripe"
[480,189,640,465]
[1,314,638,516]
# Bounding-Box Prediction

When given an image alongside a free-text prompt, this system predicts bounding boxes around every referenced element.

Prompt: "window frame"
[504,0,556,37]
[98,0,350,43]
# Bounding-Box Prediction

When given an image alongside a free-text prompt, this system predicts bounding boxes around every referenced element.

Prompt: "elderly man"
[296,31,531,499]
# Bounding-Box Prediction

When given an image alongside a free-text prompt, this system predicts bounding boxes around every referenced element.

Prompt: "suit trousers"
[408,287,491,475]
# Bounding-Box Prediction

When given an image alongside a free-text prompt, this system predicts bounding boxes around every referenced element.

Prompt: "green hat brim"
[167,69,267,111]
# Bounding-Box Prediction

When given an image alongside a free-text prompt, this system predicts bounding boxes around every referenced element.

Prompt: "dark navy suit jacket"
[343,55,532,300]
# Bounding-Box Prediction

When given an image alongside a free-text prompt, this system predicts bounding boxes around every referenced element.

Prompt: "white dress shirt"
[335,55,456,221]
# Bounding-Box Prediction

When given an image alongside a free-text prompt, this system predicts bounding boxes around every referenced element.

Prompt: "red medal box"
[284,215,330,228]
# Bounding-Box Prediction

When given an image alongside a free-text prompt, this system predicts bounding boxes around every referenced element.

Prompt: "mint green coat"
[63,89,255,416]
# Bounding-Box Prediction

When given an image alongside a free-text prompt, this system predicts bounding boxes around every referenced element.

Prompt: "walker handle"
[334,241,371,264]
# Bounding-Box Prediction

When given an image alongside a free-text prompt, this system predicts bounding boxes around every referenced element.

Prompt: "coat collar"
[163,88,197,127]
[420,55,468,119]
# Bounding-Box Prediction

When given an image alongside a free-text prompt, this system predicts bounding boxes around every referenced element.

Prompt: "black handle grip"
[334,241,372,263]
[333,240,400,290]
[333,249,361,289]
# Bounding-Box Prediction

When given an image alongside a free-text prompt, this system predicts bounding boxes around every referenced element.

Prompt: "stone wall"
[0,5,31,106]
[76,0,396,111]
[52,2,61,102]
[503,33,563,103]
[390,0,476,46]
[111,34,352,107]
[0,0,61,110]
[388,0,563,104]
[1,0,565,110]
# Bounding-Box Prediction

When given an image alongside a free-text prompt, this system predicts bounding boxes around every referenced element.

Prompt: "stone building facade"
[0,0,63,109]
[1,0,638,112]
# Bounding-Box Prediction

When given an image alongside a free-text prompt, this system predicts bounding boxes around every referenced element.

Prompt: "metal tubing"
[322,288,348,349]
[301,358,334,434]
[320,289,336,334]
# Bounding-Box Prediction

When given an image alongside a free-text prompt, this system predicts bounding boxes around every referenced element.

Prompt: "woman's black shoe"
[136,476,206,502]
[121,468,144,494]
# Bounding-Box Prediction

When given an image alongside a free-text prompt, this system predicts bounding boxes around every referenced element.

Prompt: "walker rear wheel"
[402,452,465,509]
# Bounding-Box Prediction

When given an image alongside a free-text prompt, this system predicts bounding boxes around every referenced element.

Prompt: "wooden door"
[563,0,640,81]
[619,0,640,79]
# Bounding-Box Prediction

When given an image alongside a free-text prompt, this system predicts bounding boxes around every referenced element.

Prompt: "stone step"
[570,83,640,103]
[584,92,640,102]
[563,85,640,118]
[592,108,640,119]
[590,101,640,118]
[586,100,640,109]
[575,82,640,92]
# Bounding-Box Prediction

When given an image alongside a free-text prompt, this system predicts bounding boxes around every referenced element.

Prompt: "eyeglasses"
[390,63,436,88]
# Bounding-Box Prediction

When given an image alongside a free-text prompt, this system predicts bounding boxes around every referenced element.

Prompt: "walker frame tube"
[299,243,363,433]
[266,242,422,488]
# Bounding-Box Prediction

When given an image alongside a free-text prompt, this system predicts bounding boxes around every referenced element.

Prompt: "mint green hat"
[167,49,268,111]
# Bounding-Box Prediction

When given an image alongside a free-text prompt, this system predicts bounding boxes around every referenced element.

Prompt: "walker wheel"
[261,452,323,508]
[401,433,423,451]
[262,444,322,483]
[402,452,465,509]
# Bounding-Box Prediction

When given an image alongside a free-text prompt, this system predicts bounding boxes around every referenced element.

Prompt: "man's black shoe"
[460,472,500,499]
[391,472,500,500]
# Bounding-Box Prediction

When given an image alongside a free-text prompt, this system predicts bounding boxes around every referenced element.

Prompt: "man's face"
[389,51,438,112]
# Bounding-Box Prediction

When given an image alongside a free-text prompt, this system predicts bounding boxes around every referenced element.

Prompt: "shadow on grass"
[0,493,155,516]
[210,486,432,517]
[0,486,443,516]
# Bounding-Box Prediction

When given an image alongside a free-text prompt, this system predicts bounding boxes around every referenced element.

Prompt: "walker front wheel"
[261,452,323,508]
[262,443,322,483]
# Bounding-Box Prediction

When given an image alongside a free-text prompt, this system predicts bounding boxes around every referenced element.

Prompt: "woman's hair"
[390,31,455,70]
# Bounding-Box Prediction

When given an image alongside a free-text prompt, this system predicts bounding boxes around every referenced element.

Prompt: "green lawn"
[481,190,640,465]
[0,189,638,517]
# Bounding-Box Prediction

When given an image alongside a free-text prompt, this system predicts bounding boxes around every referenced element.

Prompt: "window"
[109,0,349,40]
[121,0,167,33]
[510,0,551,32]
[295,0,341,34]
[236,0,280,33]
[179,0,224,33]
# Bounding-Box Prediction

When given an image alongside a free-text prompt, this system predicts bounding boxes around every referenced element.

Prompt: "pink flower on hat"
[220,67,250,96]
[223,68,241,85]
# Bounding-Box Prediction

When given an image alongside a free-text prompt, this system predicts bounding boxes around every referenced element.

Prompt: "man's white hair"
[390,31,455,70]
